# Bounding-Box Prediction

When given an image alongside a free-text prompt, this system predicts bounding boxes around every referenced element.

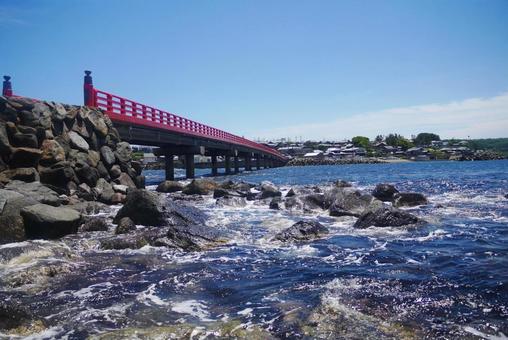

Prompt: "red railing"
[87,80,284,160]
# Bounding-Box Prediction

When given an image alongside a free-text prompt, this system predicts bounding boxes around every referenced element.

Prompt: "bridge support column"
[185,154,195,179]
[165,153,175,181]
[224,156,232,175]
[256,155,261,170]
[211,155,218,176]
[245,156,252,171]
[234,156,240,173]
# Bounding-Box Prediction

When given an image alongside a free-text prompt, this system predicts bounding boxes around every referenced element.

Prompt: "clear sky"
[2,0,508,141]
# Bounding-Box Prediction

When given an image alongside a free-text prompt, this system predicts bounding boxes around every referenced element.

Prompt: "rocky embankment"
[287,157,383,166]
[0,96,144,244]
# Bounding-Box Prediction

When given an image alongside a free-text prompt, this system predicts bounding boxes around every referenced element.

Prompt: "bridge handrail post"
[2,75,13,97]
[83,70,95,106]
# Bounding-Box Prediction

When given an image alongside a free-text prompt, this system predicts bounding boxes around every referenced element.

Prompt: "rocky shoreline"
[286,157,384,166]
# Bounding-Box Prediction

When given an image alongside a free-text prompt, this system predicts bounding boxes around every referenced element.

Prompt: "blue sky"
[2,0,508,140]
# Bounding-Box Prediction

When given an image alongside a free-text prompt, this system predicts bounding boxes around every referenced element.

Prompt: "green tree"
[414,133,440,146]
[385,133,414,150]
[375,135,384,143]
[352,136,370,149]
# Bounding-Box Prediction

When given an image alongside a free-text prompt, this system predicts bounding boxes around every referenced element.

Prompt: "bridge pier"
[165,153,175,181]
[234,156,240,173]
[185,154,195,179]
[256,155,261,170]
[224,155,232,175]
[244,155,252,171]
[211,155,218,176]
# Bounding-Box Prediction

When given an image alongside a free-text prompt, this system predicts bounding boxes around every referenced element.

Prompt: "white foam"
[171,300,214,321]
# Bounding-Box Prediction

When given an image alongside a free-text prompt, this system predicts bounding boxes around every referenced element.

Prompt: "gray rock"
[32,102,52,128]
[94,178,115,204]
[4,180,60,206]
[77,183,95,201]
[0,215,25,244]
[284,196,304,210]
[353,205,423,229]
[115,217,136,234]
[113,184,128,194]
[131,160,143,176]
[80,216,109,232]
[75,162,99,187]
[216,196,247,207]
[157,180,184,193]
[67,201,108,215]
[100,146,116,166]
[0,121,11,155]
[83,109,108,137]
[0,167,39,183]
[329,189,375,217]
[259,181,282,199]
[393,192,428,207]
[114,142,132,164]
[286,188,296,197]
[114,172,136,189]
[97,161,110,180]
[10,133,38,148]
[135,175,145,189]
[39,161,76,188]
[182,179,219,195]
[87,150,100,167]
[269,197,281,210]
[9,147,42,168]
[213,188,230,198]
[21,204,81,239]
[274,220,329,242]
[49,101,67,121]
[372,183,399,202]
[68,131,89,151]
[334,180,353,188]
[114,189,166,226]
[301,193,326,209]
[109,164,121,178]
[40,139,65,165]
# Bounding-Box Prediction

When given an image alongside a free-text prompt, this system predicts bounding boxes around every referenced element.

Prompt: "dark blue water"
[1,161,506,339]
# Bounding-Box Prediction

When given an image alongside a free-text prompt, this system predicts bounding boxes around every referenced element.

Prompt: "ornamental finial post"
[2,75,12,97]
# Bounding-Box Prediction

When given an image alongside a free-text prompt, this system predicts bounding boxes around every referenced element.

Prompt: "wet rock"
[100,232,150,250]
[4,180,60,206]
[259,181,282,199]
[166,223,226,251]
[135,175,145,189]
[329,189,375,217]
[10,147,42,168]
[372,183,399,202]
[0,300,33,331]
[21,204,82,239]
[334,179,353,187]
[274,220,329,242]
[80,216,109,232]
[0,167,39,183]
[156,180,184,193]
[77,183,95,201]
[68,131,89,151]
[216,196,247,207]
[87,150,100,167]
[100,145,115,166]
[114,142,132,164]
[0,215,25,244]
[67,201,108,214]
[96,161,110,180]
[40,139,65,165]
[182,179,219,195]
[269,197,281,209]
[48,101,67,121]
[115,217,136,234]
[94,178,114,204]
[393,192,428,207]
[353,204,423,229]
[213,188,230,198]
[301,193,326,209]
[114,189,166,226]
[286,188,296,197]
[505,193,508,199]
[284,196,304,210]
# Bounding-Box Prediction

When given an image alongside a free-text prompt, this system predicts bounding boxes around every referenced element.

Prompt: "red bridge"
[3,72,286,180]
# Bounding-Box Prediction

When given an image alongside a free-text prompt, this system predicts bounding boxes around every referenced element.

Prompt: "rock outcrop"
[353,204,423,229]
[274,220,329,242]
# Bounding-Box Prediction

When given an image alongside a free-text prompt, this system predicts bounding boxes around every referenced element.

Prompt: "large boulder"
[0,168,39,183]
[157,180,184,193]
[216,196,247,207]
[100,146,116,166]
[21,204,81,239]
[10,132,38,148]
[274,220,329,242]
[353,205,423,229]
[75,162,99,187]
[68,131,89,151]
[393,192,428,207]
[329,189,375,217]
[372,183,399,202]
[9,147,42,168]
[4,180,60,206]
[83,109,108,137]
[40,139,65,165]
[182,179,219,195]
[114,142,132,164]
[114,189,166,226]
[259,181,282,199]
[80,216,109,232]
[93,178,115,204]
[115,217,136,234]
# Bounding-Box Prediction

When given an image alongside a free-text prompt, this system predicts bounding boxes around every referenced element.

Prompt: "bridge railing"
[84,71,284,159]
